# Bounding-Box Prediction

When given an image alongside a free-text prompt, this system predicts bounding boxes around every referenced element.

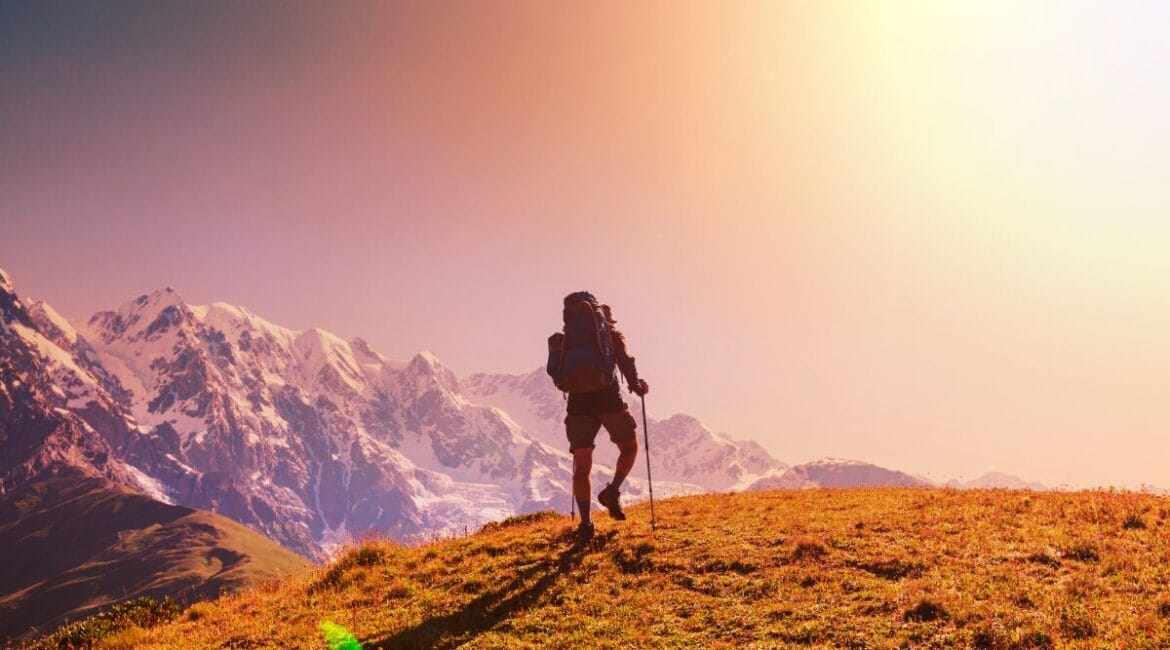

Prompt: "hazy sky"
[3,2,1169,488]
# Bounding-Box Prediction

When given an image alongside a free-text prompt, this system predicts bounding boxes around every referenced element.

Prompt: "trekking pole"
[569,455,576,521]
[640,394,656,530]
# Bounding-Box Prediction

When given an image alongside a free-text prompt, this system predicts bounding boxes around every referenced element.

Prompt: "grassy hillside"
[119,488,1170,648]
[0,474,308,643]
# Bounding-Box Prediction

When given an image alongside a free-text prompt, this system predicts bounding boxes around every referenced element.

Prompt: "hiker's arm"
[611,329,639,385]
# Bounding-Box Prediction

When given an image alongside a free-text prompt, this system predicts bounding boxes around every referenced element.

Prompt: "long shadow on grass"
[363,530,615,650]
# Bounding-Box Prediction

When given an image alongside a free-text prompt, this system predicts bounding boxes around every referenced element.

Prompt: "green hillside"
[0,473,308,643]
[88,488,1170,648]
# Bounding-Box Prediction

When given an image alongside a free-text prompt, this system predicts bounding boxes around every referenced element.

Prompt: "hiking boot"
[576,521,595,544]
[598,483,626,520]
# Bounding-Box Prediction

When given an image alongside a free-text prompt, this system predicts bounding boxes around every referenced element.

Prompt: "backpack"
[546,291,616,393]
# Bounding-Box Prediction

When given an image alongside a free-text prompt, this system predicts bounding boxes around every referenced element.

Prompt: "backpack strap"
[592,308,617,386]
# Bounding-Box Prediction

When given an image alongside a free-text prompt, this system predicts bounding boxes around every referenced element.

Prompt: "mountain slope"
[131,488,1170,648]
[0,471,308,643]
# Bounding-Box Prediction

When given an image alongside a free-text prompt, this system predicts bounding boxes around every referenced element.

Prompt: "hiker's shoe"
[598,483,626,520]
[576,521,595,544]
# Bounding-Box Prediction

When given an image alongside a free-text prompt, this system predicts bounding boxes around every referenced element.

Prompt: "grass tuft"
[309,543,392,593]
[903,599,948,622]
[1025,551,1060,567]
[479,510,561,533]
[791,538,826,562]
[25,597,180,650]
[848,557,924,580]
[1123,513,1147,529]
[1062,541,1100,563]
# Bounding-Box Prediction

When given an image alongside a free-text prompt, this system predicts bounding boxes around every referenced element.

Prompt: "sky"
[3,1,1169,488]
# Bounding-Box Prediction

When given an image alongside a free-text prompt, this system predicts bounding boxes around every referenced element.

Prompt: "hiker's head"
[563,291,596,309]
[562,291,597,323]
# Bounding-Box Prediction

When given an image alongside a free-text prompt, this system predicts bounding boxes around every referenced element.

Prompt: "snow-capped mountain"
[945,471,1047,490]
[463,368,788,491]
[68,287,584,557]
[2,270,309,642]
[747,457,929,490]
[2,268,793,559]
[0,267,137,490]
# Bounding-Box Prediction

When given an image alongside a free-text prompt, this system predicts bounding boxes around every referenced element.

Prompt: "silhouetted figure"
[547,292,648,543]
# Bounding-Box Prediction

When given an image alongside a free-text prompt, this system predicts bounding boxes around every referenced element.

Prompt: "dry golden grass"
[125,488,1170,648]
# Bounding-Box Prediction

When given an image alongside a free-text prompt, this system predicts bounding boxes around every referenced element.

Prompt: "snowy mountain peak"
[407,351,459,391]
[747,457,928,491]
[132,287,187,314]
[807,457,870,467]
[0,267,14,294]
[294,326,350,356]
[946,471,1047,490]
[196,301,259,326]
[348,337,383,363]
[27,301,80,349]
[0,271,33,329]
[288,326,374,394]
[410,350,443,369]
[85,287,192,344]
[662,413,703,429]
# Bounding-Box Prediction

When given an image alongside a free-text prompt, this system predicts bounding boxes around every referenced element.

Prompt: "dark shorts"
[566,409,638,453]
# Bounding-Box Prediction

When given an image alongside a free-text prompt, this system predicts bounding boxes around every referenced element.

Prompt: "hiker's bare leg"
[598,436,637,520]
[573,447,594,521]
[614,438,638,484]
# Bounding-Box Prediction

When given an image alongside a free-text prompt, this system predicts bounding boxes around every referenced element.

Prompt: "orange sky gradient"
[3,2,1169,487]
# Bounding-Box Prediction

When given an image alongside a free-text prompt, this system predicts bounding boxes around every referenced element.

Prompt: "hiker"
[547,291,649,543]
